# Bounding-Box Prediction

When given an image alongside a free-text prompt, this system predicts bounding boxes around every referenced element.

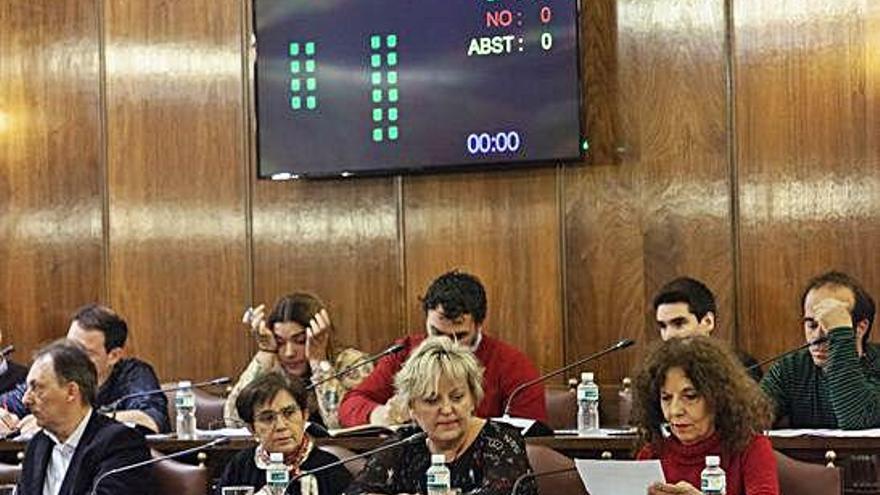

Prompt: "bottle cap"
[178,380,192,388]
[705,455,720,467]
[622,377,632,386]
[431,454,446,464]
[270,452,284,463]
[581,372,594,382]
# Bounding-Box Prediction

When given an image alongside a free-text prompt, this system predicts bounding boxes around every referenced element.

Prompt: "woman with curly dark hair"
[632,336,778,495]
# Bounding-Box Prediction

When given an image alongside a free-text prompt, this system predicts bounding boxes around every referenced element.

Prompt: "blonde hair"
[394,336,484,406]
[335,347,371,371]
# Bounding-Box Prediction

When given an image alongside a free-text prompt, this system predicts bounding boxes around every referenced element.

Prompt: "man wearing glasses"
[339,270,547,427]
[760,271,880,429]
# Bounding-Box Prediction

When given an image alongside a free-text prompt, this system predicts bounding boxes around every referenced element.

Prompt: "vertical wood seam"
[396,175,408,339]
[97,0,111,306]
[724,0,744,348]
[241,0,256,357]
[557,164,569,377]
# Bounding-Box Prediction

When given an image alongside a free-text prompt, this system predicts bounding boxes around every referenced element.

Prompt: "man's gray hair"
[33,339,97,406]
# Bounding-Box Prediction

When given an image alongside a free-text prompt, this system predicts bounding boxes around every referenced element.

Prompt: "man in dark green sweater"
[761,271,880,429]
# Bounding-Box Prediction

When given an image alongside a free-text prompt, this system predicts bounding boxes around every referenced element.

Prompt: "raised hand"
[305,308,332,362]
[647,481,702,495]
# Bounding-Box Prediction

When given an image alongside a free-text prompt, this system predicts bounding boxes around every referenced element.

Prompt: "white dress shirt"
[42,408,92,495]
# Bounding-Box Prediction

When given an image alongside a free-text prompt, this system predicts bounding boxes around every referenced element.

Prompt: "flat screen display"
[253,0,582,178]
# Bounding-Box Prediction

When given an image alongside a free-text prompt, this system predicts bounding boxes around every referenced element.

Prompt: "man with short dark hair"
[761,271,880,429]
[16,339,152,495]
[0,304,168,434]
[339,270,546,426]
[653,277,762,380]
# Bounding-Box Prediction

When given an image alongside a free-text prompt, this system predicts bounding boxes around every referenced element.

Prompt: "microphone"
[288,431,427,484]
[306,343,405,391]
[748,335,830,371]
[510,467,577,495]
[98,377,231,414]
[502,339,635,417]
[0,345,14,357]
[89,436,229,495]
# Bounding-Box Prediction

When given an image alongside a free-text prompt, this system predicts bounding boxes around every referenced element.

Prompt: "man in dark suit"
[16,339,153,495]
[0,326,26,394]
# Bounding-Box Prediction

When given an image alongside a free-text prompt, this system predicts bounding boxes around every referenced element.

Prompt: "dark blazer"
[218,446,351,495]
[17,411,153,495]
[0,360,27,394]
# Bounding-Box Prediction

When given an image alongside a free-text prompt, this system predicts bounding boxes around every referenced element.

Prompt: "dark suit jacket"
[17,411,153,495]
[0,360,27,394]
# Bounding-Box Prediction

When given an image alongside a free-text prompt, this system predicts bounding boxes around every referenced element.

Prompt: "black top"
[97,358,170,433]
[344,421,537,495]
[17,411,153,495]
[219,446,352,495]
[0,359,27,394]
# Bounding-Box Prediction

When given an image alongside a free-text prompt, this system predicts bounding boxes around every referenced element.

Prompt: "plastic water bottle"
[175,380,197,439]
[701,455,726,495]
[577,372,600,435]
[426,454,451,495]
[618,377,633,428]
[266,452,289,495]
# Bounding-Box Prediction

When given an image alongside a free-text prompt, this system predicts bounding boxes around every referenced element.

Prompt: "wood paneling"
[564,0,734,385]
[735,1,880,360]
[402,168,564,376]
[251,177,401,355]
[0,1,103,358]
[103,0,248,381]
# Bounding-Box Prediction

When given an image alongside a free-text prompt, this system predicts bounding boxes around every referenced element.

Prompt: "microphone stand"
[502,339,636,417]
[98,377,231,414]
[306,343,405,391]
[510,467,577,495]
[287,431,428,486]
[89,436,229,495]
[748,335,829,371]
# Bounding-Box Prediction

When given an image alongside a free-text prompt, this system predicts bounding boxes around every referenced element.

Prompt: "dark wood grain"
[734,0,880,359]
[564,0,734,387]
[402,168,564,377]
[0,0,103,360]
[103,0,249,381]
[251,177,402,355]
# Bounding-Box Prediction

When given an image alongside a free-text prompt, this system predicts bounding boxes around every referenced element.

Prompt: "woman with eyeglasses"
[226,293,365,429]
[343,336,536,495]
[218,372,352,495]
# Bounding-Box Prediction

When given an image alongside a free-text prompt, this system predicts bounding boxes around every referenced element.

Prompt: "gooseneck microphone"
[306,342,405,391]
[511,467,577,495]
[288,430,428,485]
[502,339,636,417]
[97,376,231,414]
[748,335,830,371]
[89,436,230,495]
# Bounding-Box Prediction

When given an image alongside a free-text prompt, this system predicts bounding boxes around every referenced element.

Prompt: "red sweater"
[338,333,547,426]
[636,433,779,495]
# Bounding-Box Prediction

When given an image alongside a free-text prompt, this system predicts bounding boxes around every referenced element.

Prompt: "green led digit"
[368,33,400,144]
[288,39,318,111]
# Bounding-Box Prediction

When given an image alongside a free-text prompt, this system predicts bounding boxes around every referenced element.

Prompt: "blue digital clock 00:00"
[466,131,522,155]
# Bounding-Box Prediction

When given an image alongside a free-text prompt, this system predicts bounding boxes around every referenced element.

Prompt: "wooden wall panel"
[251,178,402,355]
[103,0,249,381]
[0,1,103,360]
[735,1,880,359]
[565,0,733,385]
[402,169,563,377]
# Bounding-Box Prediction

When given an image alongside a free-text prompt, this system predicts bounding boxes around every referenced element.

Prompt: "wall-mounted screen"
[253,0,582,178]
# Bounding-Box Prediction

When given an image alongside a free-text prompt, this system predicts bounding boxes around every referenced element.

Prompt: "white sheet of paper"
[575,459,665,495]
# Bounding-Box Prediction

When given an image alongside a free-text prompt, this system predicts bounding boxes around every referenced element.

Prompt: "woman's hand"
[305,308,332,361]
[648,481,702,495]
[246,304,277,353]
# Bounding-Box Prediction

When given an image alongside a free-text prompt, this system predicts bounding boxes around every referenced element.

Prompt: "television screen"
[253,0,582,178]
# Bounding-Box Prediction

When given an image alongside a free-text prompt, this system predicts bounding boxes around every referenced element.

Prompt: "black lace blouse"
[344,421,537,495]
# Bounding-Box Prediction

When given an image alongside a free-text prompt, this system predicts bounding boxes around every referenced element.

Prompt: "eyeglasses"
[254,404,301,425]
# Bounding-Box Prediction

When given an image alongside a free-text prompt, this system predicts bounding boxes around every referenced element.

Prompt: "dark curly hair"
[631,336,773,453]
[421,270,487,324]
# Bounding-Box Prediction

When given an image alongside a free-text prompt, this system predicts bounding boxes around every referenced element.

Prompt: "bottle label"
[701,475,725,494]
[175,393,195,409]
[426,472,451,490]
[577,387,599,401]
[268,469,290,484]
